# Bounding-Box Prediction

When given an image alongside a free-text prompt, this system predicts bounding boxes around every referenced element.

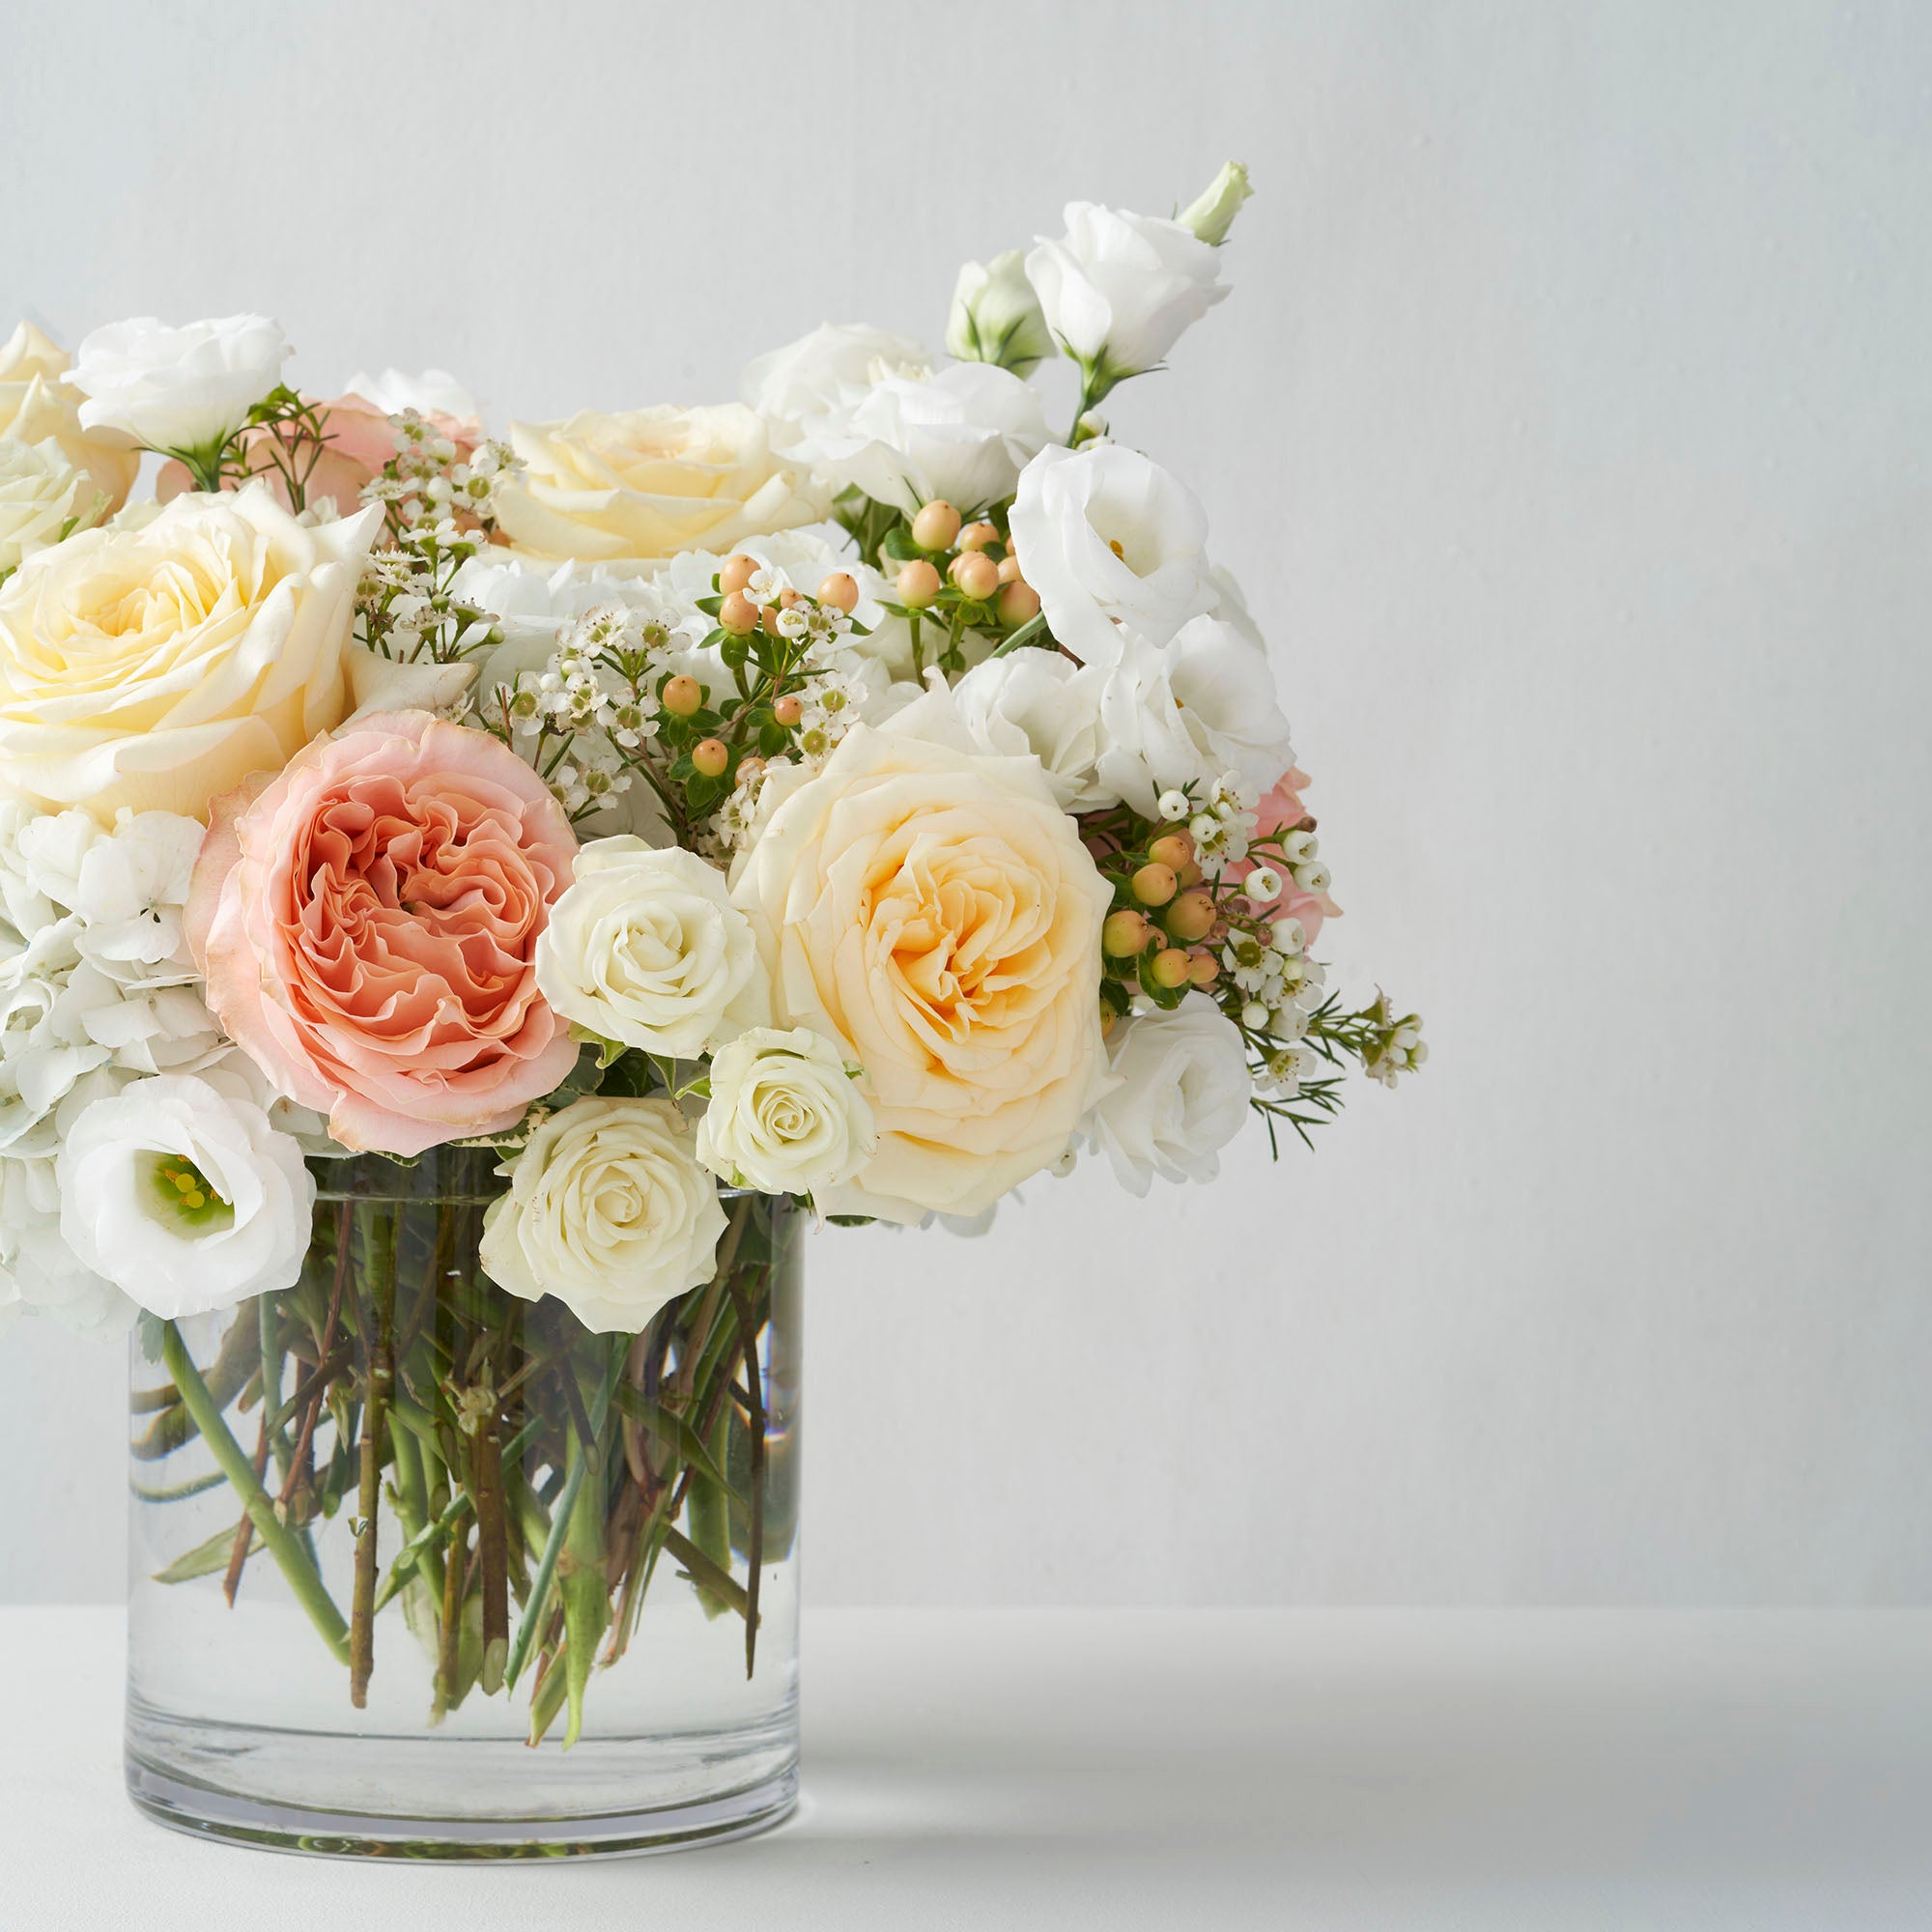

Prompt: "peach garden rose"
[187,710,581,1156]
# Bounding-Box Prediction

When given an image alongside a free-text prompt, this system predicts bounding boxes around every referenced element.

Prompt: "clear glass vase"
[124,1148,802,1859]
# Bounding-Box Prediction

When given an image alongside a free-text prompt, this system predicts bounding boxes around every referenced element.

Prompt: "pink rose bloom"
[158,392,477,516]
[188,711,580,1155]
[1230,765,1339,943]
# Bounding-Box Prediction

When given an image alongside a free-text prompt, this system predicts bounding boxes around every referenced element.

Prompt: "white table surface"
[3,1606,1929,1930]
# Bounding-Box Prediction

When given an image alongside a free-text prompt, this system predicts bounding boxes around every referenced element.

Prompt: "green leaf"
[154,1520,258,1585]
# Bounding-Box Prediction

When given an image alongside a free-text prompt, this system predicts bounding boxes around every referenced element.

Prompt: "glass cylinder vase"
[125,1148,802,1859]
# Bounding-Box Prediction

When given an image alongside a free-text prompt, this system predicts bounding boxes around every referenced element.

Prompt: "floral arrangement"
[1,163,1421,1739]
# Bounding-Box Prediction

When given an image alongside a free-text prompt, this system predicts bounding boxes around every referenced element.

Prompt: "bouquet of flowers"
[0,163,1421,1749]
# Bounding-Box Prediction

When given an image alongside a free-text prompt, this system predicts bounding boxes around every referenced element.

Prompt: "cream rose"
[492,404,822,567]
[696,1026,876,1195]
[480,1095,726,1334]
[535,838,768,1058]
[0,322,138,514]
[729,693,1113,1222]
[0,439,102,576]
[0,484,379,819]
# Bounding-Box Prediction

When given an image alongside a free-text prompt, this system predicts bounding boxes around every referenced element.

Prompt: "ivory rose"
[492,404,821,567]
[0,322,138,514]
[0,438,102,575]
[188,710,580,1156]
[729,695,1113,1222]
[0,485,379,820]
[696,1026,877,1195]
[480,1095,725,1333]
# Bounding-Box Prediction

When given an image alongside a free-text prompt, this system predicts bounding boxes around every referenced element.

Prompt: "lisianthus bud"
[896,558,943,608]
[957,521,1000,553]
[1102,908,1151,957]
[663,674,702,717]
[719,553,760,595]
[1151,948,1193,990]
[773,694,803,726]
[817,571,859,612]
[1177,160,1253,247]
[692,738,729,779]
[1131,862,1177,906]
[946,248,1054,377]
[996,581,1040,627]
[911,500,962,551]
[720,591,759,636]
[951,551,1001,601]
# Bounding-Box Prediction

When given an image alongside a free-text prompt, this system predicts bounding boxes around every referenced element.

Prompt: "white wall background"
[2,0,1927,1606]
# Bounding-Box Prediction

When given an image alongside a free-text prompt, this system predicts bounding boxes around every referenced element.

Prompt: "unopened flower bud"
[1156,790,1191,822]
[957,521,1000,553]
[946,249,1053,376]
[1242,866,1283,903]
[773,694,803,726]
[692,738,729,779]
[1270,917,1306,955]
[1148,831,1194,872]
[896,559,942,608]
[662,673,702,717]
[1241,1001,1270,1031]
[1102,908,1151,957]
[1164,889,1216,942]
[1293,860,1332,895]
[910,500,961,551]
[719,553,759,595]
[1177,160,1253,247]
[1280,828,1319,864]
[1131,862,1177,906]
[817,571,860,612]
[950,551,1001,601]
[720,591,759,636]
[1151,948,1193,990]
[995,581,1040,627]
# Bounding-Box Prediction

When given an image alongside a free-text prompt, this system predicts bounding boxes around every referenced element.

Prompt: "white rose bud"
[536,838,770,1059]
[480,1096,726,1334]
[946,249,1054,377]
[696,1026,877,1195]
[55,1072,314,1321]
[1176,161,1254,247]
[69,314,290,462]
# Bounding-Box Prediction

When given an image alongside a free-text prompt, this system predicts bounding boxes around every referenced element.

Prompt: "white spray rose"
[69,314,290,459]
[55,1069,314,1320]
[802,363,1049,517]
[1093,619,1294,816]
[951,647,1111,810]
[1025,201,1229,388]
[480,1095,725,1334]
[696,1026,877,1195]
[947,251,1053,377]
[1085,997,1252,1194]
[0,1153,131,1336]
[740,323,932,448]
[0,437,102,576]
[536,838,769,1058]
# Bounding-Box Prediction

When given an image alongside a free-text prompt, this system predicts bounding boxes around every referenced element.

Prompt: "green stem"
[159,1322,351,1667]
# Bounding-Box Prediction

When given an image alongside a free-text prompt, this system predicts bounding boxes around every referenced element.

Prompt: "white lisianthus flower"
[946,251,1053,377]
[1093,619,1294,816]
[55,1070,314,1321]
[1025,201,1230,389]
[0,437,103,575]
[1007,442,1214,665]
[739,323,932,449]
[951,647,1111,810]
[803,363,1050,517]
[341,367,482,423]
[1085,997,1252,1194]
[69,314,290,459]
[480,1095,725,1334]
[0,1153,132,1336]
[536,838,769,1058]
[696,1026,877,1195]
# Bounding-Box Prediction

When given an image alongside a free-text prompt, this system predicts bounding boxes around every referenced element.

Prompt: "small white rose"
[696,1026,877,1195]
[55,1070,315,1320]
[536,838,769,1058]
[69,314,290,459]
[480,1095,726,1334]
[1085,997,1252,1195]
[947,251,1053,377]
[951,647,1112,810]
[1008,441,1214,665]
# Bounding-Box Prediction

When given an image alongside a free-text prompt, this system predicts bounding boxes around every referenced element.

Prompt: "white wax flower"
[802,363,1049,517]
[1093,620,1295,817]
[480,1096,726,1334]
[739,323,932,448]
[1025,202,1229,385]
[1007,442,1214,665]
[0,436,101,575]
[55,1070,314,1321]
[535,838,769,1058]
[946,251,1053,376]
[1085,998,1253,1194]
[69,314,290,457]
[696,1026,877,1195]
[951,647,1111,810]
